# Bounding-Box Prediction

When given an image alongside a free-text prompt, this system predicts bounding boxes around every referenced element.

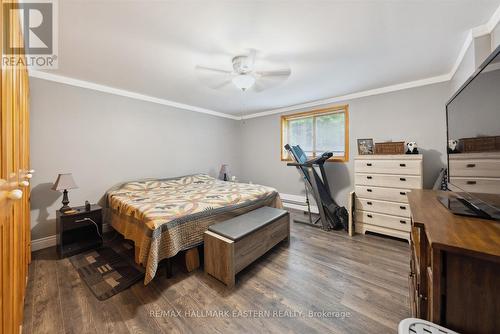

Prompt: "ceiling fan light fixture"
[232,74,255,91]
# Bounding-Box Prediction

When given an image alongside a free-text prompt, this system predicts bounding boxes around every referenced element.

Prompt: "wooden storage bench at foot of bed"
[204,206,290,287]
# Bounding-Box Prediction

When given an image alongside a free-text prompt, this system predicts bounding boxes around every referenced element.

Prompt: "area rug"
[69,246,144,301]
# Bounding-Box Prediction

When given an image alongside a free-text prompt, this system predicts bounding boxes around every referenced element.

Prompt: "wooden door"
[1,0,32,333]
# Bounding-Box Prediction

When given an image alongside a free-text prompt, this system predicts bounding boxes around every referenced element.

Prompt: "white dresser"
[449,152,500,194]
[352,154,423,241]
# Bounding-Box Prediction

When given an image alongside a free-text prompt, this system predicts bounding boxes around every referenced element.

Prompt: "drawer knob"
[367,176,373,180]
[466,181,477,185]
[366,163,372,167]
[7,189,23,200]
[367,189,373,192]
[25,173,33,179]
[19,180,29,187]
[400,191,406,195]
[466,164,476,168]
[400,163,406,167]
[400,220,407,224]
[400,206,407,210]
[400,177,406,181]
[367,214,373,218]
[367,201,373,205]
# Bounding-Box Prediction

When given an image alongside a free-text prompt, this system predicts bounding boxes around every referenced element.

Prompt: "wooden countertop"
[407,190,500,261]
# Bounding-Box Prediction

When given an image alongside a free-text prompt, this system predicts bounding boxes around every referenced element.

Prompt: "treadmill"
[284,144,348,230]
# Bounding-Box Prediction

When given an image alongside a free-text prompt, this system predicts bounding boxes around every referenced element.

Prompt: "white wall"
[492,22,500,50]
[475,34,493,67]
[30,78,241,240]
[240,82,450,207]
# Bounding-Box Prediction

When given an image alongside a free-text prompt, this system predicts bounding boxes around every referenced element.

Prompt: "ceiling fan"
[195,50,291,92]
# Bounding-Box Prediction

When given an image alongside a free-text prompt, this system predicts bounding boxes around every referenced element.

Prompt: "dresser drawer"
[355,210,411,232]
[355,159,422,175]
[450,177,500,194]
[355,173,422,189]
[355,198,411,217]
[355,185,411,203]
[449,159,500,178]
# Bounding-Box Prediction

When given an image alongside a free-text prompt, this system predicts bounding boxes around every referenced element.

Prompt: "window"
[281,105,349,161]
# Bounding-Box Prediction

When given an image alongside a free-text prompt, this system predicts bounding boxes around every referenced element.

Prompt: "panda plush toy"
[406,142,419,154]
[448,139,459,153]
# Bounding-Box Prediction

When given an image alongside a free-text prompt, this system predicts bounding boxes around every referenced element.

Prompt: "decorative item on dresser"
[357,138,374,155]
[374,141,406,155]
[448,152,500,195]
[405,142,419,154]
[351,154,423,241]
[407,190,500,334]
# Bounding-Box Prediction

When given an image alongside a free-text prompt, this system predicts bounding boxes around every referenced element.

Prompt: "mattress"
[105,174,282,284]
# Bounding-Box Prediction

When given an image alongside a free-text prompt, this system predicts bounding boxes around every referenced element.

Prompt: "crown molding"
[448,30,474,81]
[484,3,500,34]
[28,70,241,120]
[241,74,451,119]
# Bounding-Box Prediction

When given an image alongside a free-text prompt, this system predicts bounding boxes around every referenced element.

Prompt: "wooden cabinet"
[353,154,423,241]
[408,190,500,334]
[0,1,32,333]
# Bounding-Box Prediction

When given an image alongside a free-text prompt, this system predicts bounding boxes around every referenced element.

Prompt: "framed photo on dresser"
[357,138,374,155]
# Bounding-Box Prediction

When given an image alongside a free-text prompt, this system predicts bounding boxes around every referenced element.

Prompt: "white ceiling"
[44,0,500,116]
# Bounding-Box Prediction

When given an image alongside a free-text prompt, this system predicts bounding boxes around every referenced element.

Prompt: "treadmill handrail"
[305,152,333,165]
[287,162,312,167]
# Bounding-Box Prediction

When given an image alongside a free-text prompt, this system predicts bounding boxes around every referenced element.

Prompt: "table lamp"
[52,173,78,213]
[219,164,229,181]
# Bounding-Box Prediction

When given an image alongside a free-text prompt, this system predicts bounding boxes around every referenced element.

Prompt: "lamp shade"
[52,173,78,191]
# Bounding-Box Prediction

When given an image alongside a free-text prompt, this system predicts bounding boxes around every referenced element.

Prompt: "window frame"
[280,105,349,162]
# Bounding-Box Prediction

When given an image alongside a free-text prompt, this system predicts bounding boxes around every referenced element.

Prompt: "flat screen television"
[443,44,500,220]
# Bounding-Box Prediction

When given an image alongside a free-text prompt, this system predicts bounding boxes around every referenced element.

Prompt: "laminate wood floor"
[22,210,410,334]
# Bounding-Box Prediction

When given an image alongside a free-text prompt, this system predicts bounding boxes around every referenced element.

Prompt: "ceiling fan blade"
[248,49,257,68]
[253,80,267,92]
[256,68,291,77]
[212,80,233,90]
[195,65,232,74]
[253,73,290,92]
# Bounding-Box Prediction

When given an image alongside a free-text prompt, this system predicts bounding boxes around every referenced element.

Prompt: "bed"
[105,174,282,284]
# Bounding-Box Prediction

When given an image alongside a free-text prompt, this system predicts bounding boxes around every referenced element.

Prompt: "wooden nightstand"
[56,204,103,258]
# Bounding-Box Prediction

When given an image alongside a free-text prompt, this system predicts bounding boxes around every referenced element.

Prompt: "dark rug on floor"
[69,246,144,301]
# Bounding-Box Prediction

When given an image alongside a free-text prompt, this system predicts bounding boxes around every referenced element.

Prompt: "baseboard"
[31,235,57,252]
[31,223,113,252]
[279,193,319,214]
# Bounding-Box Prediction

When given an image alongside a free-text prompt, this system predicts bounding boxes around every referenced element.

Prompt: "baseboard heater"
[280,194,319,214]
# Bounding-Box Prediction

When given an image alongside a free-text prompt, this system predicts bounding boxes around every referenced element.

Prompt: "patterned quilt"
[106,174,282,284]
